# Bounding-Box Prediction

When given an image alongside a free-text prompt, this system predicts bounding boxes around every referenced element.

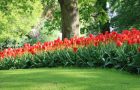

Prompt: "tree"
[79,0,97,34]
[30,0,61,43]
[0,0,43,42]
[29,0,58,39]
[58,0,80,39]
[110,0,140,31]
[94,0,110,34]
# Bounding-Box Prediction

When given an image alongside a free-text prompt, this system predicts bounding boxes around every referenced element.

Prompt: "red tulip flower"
[116,40,123,47]
[89,34,94,38]
[73,47,78,53]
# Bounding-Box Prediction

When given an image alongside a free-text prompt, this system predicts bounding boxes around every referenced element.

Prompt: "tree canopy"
[110,0,140,31]
[0,0,140,47]
[0,0,42,42]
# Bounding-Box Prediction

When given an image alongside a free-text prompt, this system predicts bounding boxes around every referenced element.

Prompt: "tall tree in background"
[29,0,57,38]
[110,0,140,31]
[0,0,42,42]
[94,0,110,33]
[58,0,80,39]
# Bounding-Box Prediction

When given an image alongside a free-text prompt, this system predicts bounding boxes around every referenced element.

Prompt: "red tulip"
[116,40,123,47]
[0,52,4,60]
[24,43,30,48]
[89,34,94,38]
[137,39,140,44]
[127,39,133,45]
[73,47,78,53]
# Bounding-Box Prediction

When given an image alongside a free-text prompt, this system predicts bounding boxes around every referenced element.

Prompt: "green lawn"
[0,68,140,90]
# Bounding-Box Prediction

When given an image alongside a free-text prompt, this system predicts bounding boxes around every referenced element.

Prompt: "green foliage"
[38,0,61,42]
[110,0,140,31]
[0,0,43,42]
[79,0,109,34]
[0,43,140,74]
[79,0,97,34]
[42,9,61,35]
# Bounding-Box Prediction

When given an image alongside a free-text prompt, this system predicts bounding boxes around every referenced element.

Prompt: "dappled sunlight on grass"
[0,68,140,90]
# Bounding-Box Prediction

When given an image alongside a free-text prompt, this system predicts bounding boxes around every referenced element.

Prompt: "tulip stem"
[75,53,76,65]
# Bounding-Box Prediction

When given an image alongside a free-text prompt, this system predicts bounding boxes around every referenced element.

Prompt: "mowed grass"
[0,68,140,90]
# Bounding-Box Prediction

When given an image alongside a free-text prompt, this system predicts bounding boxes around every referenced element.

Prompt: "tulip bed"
[0,28,140,74]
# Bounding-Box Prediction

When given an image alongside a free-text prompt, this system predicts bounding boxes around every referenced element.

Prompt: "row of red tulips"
[0,28,140,60]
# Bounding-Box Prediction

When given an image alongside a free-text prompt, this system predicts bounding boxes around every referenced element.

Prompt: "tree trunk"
[101,21,110,34]
[58,0,80,40]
